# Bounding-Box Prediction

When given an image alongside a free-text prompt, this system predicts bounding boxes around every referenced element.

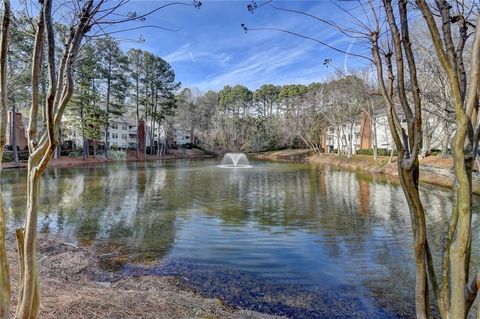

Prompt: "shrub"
[68,151,82,157]
[108,150,126,160]
[2,151,13,162]
[356,148,373,156]
[356,148,397,156]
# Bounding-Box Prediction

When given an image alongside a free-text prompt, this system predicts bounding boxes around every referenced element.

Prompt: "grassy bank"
[252,149,478,194]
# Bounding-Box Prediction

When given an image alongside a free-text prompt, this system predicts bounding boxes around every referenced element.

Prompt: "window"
[185,136,189,139]
[122,124,128,131]
[122,134,127,140]
[112,133,118,139]
[111,123,118,129]
[129,134,136,139]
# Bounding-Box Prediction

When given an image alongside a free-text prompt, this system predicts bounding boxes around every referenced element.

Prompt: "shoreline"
[251,149,479,194]
[1,149,215,170]
[4,234,283,319]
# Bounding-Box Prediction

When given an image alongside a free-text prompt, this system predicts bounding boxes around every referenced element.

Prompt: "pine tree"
[96,36,129,157]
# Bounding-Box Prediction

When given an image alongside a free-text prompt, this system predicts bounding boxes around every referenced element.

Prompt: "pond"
[2,159,479,318]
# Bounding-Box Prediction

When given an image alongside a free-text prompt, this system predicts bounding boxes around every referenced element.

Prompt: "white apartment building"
[103,117,130,149]
[173,127,197,145]
[68,115,153,150]
[324,107,449,155]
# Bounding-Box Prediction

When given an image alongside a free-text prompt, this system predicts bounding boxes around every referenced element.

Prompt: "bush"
[2,150,30,162]
[2,151,13,162]
[108,150,126,160]
[356,148,373,156]
[68,150,82,157]
[356,148,397,156]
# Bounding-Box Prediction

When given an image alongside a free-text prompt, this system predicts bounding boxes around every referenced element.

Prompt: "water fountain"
[218,153,251,168]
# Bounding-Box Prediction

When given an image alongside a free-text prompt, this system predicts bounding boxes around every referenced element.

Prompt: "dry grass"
[5,235,283,319]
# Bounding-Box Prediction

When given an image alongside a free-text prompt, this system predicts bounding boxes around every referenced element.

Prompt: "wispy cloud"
[164,43,193,63]
[165,42,231,65]
[191,46,312,90]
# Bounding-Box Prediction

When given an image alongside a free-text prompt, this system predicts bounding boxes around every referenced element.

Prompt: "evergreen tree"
[96,36,128,156]
[68,44,105,160]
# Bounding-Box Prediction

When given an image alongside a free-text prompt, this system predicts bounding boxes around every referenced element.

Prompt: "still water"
[2,159,479,318]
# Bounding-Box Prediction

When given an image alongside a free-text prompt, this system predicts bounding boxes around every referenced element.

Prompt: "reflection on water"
[2,159,479,318]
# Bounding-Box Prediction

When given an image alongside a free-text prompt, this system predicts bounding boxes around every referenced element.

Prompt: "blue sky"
[15,0,371,92]
[113,1,372,91]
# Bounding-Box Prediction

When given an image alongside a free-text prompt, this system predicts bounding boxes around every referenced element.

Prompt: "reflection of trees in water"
[358,179,370,216]
[2,168,27,225]
[3,160,479,314]
[3,163,178,260]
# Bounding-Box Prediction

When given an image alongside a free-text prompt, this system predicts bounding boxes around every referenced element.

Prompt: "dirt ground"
[4,235,283,319]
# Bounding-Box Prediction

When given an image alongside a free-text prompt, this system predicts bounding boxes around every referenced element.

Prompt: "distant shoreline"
[1,149,215,170]
[251,149,479,195]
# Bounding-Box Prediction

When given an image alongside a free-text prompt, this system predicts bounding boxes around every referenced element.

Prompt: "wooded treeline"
[176,76,371,154]
[3,15,179,164]
[176,65,453,158]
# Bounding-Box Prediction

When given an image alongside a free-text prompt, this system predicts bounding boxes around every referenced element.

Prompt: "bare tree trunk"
[348,122,354,157]
[421,120,432,157]
[16,1,96,317]
[83,138,88,161]
[55,126,61,159]
[0,2,10,317]
[156,125,161,156]
[372,118,378,160]
[441,119,450,158]
[80,99,87,161]
[335,126,341,155]
[104,59,112,158]
[11,101,18,166]
[0,177,9,319]
[149,93,156,155]
[135,64,140,159]
[371,3,429,314]
[144,95,148,158]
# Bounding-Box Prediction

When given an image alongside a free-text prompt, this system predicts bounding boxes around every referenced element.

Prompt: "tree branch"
[242,25,373,62]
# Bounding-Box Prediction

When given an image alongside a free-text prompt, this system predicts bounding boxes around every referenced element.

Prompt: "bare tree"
[245,1,479,318]
[371,0,480,317]
[0,1,202,318]
[0,2,10,318]
[413,1,480,317]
